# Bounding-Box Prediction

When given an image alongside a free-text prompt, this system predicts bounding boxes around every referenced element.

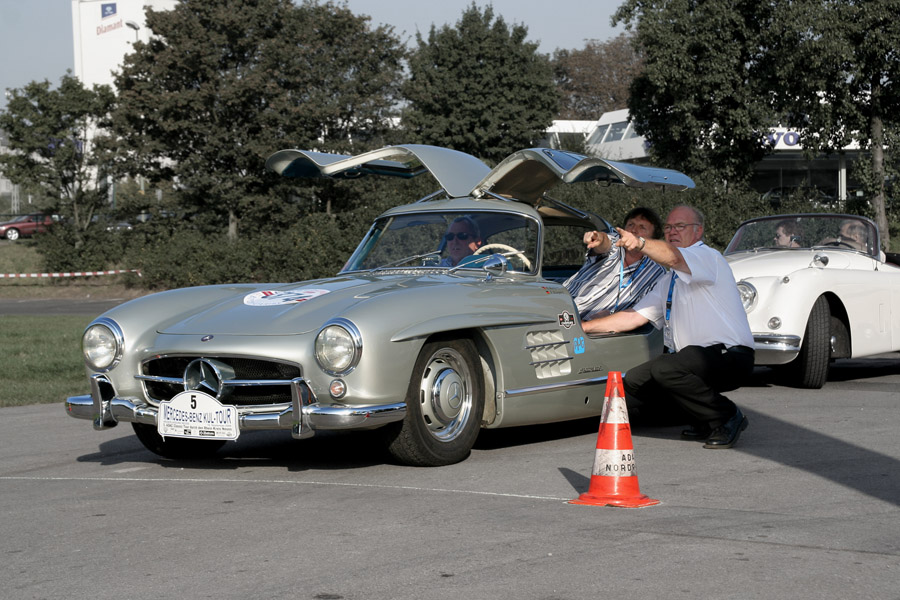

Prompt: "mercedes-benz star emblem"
[183,358,234,399]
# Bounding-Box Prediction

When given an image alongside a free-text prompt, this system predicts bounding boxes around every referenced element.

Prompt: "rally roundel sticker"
[243,289,331,306]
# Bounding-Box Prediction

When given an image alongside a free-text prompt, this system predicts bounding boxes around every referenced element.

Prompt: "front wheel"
[132,423,226,459]
[385,338,484,466]
[5,228,20,241]
[793,295,831,388]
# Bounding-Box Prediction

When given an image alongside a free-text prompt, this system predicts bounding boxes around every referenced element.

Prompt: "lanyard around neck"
[614,255,647,311]
[665,271,679,322]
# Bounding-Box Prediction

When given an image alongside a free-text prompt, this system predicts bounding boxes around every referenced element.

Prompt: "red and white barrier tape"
[0,269,141,279]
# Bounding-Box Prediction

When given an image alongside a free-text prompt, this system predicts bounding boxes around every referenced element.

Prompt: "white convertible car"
[724,213,900,388]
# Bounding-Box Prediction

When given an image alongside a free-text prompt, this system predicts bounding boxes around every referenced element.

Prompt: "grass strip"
[0,315,91,407]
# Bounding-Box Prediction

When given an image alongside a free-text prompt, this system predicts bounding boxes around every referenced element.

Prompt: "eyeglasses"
[445,232,472,241]
[663,223,699,233]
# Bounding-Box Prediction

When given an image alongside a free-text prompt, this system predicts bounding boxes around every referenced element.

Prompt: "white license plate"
[157,391,239,441]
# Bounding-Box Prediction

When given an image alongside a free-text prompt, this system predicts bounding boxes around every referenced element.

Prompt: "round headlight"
[82,318,124,372]
[736,281,757,312]
[315,319,362,375]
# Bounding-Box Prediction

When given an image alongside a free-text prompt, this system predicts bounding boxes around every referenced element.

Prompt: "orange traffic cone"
[568,371,660,508]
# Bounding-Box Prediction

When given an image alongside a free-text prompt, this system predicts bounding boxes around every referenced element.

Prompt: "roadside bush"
[126,227,256,289]
[37,224,130,272]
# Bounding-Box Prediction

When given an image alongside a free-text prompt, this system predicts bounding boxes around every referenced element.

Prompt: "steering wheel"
[824,240,856,250]
[473,244,533,270]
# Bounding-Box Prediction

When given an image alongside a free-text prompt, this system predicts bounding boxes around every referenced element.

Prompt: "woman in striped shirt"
[564,207,665,320]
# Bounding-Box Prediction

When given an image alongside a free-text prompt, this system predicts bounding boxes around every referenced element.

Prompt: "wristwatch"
[638,237,646,251]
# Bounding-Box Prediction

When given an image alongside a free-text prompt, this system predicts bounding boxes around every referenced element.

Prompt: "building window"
[604,122,629,143]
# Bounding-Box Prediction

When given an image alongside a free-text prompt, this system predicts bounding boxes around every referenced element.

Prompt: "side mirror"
[482,254,509,280]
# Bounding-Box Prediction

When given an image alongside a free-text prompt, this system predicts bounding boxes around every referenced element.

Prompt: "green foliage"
[762,0,900,248]
[111,0,406,240]
[401,3,558,163]
[37,222,130,272]
[30,172,424,288]
[0,75,116,237]
[613,1,777,190]
[552,34,644,120]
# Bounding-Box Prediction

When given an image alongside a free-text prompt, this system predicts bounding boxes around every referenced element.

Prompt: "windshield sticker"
[244,289,331,306]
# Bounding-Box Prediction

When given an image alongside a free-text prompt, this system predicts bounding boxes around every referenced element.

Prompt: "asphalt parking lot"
[3,356,899,599]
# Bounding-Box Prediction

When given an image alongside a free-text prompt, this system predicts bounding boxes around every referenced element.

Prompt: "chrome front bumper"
[752,333,802,365]
[65,374,406,439]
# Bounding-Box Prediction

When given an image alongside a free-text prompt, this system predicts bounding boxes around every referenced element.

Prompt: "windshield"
[725,215,878,258]
[342,211,540,273]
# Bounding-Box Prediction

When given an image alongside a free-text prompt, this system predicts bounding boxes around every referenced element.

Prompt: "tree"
[613,1,778,190]
[764,0,900,249]
[552,33,643,120]
[401,3,558,163]
[111,0,406,240]
[0,74,115,238]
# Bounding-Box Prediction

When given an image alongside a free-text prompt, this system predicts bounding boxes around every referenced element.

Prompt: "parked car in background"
[89,215,134,232]
[724,213,900,388]
[0,213,55,241]
[65,144,694,466]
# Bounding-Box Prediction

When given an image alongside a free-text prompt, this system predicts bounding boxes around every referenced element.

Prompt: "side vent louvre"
[524,330,573,378]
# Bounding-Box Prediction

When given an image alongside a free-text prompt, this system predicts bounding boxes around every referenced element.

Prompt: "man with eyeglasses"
[440,216,484,266]
[582,205,754,449]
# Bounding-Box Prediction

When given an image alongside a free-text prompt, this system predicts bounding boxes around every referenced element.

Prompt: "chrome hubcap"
[419,348,472,442]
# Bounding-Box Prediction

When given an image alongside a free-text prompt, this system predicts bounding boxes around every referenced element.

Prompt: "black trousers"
[623,344,755,428]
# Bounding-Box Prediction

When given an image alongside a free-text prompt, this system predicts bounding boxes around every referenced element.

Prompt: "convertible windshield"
[342,211,540,273]
[725,214,878,258]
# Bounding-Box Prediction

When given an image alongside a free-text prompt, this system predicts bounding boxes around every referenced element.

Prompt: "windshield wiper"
[372,250,442,271]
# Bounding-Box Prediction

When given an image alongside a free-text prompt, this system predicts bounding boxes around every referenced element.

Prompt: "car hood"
[726,249,854,279]
[156,273,473,336]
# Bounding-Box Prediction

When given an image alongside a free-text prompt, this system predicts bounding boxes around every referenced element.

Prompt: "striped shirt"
[563,232,666,320]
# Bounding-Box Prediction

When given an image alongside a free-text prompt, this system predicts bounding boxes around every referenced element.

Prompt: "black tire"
[385,338,484,467]
[793,295,831,389]
[5,228,20,241]
[131,423,225,459]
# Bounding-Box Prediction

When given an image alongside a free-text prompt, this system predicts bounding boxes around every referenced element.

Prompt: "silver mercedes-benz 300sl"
[66,145,693,466]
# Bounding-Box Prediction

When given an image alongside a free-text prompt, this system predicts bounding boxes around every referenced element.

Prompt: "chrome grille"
[140,356,302,406]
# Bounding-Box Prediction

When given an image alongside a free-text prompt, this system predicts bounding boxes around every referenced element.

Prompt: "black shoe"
[703,409,748,449]
[681,424,712,441]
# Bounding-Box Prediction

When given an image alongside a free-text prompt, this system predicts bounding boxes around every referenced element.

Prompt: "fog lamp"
[329,379,347,399]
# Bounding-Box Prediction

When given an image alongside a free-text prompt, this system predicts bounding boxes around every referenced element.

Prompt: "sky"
[0,0,623,110]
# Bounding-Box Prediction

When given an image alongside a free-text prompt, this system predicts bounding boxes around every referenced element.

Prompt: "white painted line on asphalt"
[1,475,570,502]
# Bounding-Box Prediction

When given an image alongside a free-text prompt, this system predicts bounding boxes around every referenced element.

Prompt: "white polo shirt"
[633,241,753,351]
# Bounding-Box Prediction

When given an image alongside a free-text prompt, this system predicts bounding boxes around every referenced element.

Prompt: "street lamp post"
[124,20,144,196]
[125,20,140,43]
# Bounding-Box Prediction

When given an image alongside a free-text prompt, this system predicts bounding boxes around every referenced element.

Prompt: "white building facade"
[543,110,866,202]
[72,0,178,89]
